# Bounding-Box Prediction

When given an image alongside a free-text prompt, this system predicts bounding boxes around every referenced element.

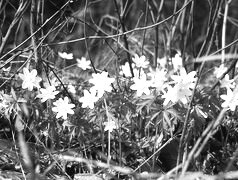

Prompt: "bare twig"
[221,0,231,63]
[141,0,149,55]
[48,0,193,46]
[0,0,72,61]
[0,0,29,56]
[84,0,97,73]
[113,0,134,77]
[181,108,227,174]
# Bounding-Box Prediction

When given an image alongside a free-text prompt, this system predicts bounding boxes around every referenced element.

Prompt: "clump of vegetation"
[1,0,238,180]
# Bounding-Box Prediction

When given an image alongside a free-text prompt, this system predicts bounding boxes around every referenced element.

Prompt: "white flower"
[162,83,192,105]
[19,67,42,91]
[130,76,151,96]
[79,89,99,109]
[220,88,238,111]
[220,74,234,90]
[68,84,76,94]
[132,54,149,68]
[157,57,167,68]
[76,57,91,70]
[89,71,115,98]
[58,52,73,59]
[171,53,182,71]
[52,97,75,119]
[148,68,167,92]
[214,64,227,78]
[171,68,197,89]
[133,68,147,79]
[0,99,9,111]
[104,120,117,132]
[36,86,59,102]
[0,94,12,113]
[120,62,135,77]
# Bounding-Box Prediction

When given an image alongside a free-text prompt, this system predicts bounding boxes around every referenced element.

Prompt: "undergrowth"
[1,0,238,180]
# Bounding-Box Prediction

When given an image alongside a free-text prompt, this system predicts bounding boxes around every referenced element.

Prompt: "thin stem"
[0,1,28,56]
[0,0,71,61]
[113,0,134,77]
[84,0,97,73]
[221,0,231,63]
[182,108,228,174]
[44,0,194,47]
[30,0,41,74]
[104,99,111,165]
[141,0,149,55]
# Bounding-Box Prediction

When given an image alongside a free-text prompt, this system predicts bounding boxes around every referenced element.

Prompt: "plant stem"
[113,0,134,77]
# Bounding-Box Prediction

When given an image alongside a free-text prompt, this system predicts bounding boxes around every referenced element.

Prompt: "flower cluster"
[19,68,42,91]
[79,71,115,109]
[77,57,91,70]
[19,67,75,120]
[58,52,73,59]
[219,78,238,111]
[0,91,13,114]
[52,97,75,119]
[119,53,197,105]
[15,52,238,130]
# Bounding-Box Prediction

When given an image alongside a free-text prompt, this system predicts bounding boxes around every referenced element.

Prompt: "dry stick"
[211,38,238,57]
[231,37,238,78]
[104,99,111,166]
[169,0,178,40]
[181,0,193,63]
[39,0,44,72]
[30,0,38,63]
[193,111,229,159]
[85,14,118,56]
[204,0,223,56]
[84,0,97,74]
[30,0,42,76]
[61,155,133,175]
[196,1,212,58]
[10,121,27,180]
[175,0,195,172]
[177,0,193,165]
[0,1,29,56]
[0,53,33,89]
[147,2,159,67]
[45,0,194,46]
[177,1,223,173]
[183,82,238,174]
[43,60,75,104]
[166,0,179,65]
[221,0,231,63]
[147,0,164,68]
[157,164,183,180]
[0,0,71,62]
[81,13,151,57]
[113,0,134,77]
[0,14,71,89]
[1,15,64,89]
[0,1,3,10]
[141,0,149,55]
[133,136,176,173]
[0,2,7,34]
[154,0,164,68]
[210,59,238,91]
[197,0,220,58]
[181,108,227,175]
[15,113,73,179]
